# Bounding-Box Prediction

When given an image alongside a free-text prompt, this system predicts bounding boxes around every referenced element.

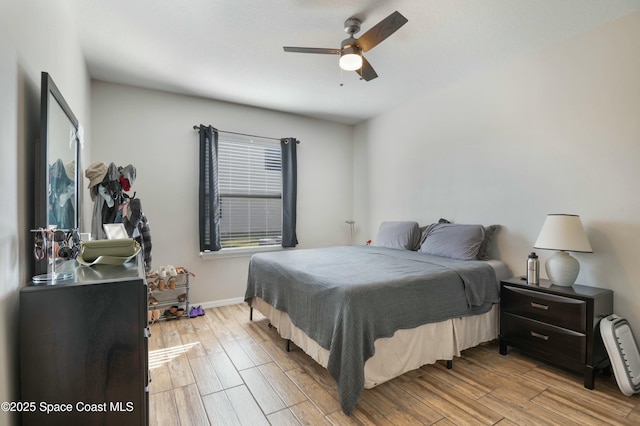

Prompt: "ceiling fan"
[283,11,408,81]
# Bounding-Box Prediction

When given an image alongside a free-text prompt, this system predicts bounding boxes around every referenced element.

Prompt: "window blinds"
[218,134,282,248]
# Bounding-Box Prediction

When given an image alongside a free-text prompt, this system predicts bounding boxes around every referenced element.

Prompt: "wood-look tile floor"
[148,303,640,425]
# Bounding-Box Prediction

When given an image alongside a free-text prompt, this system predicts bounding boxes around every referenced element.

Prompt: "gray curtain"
[281,138,298,247]
[198,125,221,252]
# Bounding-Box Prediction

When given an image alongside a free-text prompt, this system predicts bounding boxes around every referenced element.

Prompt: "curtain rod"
[193,125,299,143]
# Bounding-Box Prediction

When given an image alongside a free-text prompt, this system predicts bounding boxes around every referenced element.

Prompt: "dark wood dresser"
[499,277,613,389]
[19,258,149,426]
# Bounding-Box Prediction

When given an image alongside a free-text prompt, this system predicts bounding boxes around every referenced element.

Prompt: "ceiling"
[67,0,640,125]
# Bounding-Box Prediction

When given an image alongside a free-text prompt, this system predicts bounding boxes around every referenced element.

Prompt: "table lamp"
[533,214,592,286]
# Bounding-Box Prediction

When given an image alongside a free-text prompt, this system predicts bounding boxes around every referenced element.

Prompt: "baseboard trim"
[196,297,245,310]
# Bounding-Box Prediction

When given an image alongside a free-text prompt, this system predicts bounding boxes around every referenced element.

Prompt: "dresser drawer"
[501,285,587,332]
[502,313,586,363]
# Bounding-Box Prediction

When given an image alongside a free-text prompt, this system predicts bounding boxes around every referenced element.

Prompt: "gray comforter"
[244,245,499,415]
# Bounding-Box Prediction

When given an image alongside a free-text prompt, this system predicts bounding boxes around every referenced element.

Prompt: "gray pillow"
[477,225,500,260]
[373,221,421,250]
[419,218,451,246]
[418,223,485,260]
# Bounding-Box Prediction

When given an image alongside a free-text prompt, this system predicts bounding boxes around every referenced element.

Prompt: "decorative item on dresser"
[499,277,613,389]
[533,214,592,286]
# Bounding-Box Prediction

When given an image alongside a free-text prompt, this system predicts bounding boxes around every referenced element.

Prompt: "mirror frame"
[36,72,80,273]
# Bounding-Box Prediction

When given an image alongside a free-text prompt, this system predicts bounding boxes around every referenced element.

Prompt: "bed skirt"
[249,296,498,388]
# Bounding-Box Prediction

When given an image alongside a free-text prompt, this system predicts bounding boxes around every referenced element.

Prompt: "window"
[217,134,283,248]
[198,125,297,253]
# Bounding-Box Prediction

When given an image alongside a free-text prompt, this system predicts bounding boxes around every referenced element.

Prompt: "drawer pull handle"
[530,302,549,310]
[531,331,549,341]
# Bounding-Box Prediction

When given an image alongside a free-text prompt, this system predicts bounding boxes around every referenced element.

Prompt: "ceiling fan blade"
[356,11,408,52]
[283,47,340,54]
[356,56,378,81]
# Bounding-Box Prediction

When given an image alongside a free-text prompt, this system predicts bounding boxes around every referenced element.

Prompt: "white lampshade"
[534,214,592,253]
[534,214,592,287]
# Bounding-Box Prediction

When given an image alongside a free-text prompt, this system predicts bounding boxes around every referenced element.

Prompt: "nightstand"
[499,277,613,389]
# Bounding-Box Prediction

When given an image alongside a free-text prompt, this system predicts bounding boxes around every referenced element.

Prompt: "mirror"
[36,72,80,273]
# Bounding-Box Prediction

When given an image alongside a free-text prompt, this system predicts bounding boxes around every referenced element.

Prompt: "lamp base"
[545,250,580,287]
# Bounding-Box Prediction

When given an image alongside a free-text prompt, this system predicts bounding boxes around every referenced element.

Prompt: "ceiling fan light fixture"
[339,46,362,71]
[283,11,407,81]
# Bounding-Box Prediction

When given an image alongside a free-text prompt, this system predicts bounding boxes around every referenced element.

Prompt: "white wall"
[0,1,90,424]
[354,13,640,332]
[89,82,353,305]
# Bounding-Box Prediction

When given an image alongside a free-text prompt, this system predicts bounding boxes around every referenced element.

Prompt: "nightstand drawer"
[502,313,586,363]
[502,285,587,332]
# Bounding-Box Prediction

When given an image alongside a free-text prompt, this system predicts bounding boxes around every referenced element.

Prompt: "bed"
[244,221,508,415]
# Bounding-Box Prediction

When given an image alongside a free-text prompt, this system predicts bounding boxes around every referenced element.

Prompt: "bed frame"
[249,296,499,388]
